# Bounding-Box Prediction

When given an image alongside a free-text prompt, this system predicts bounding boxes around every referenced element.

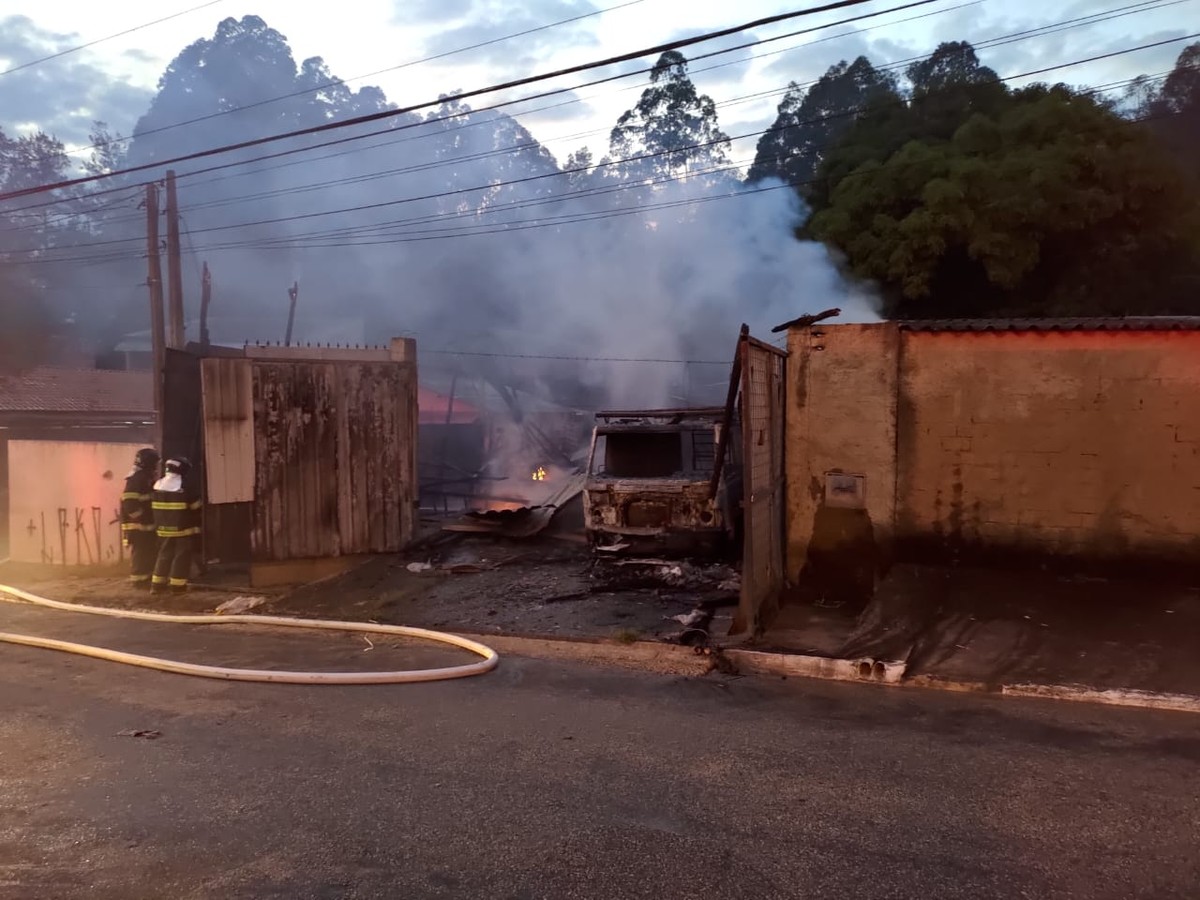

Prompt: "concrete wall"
[786,323,899,584]
[7,440,144,566]
[786,324,1200,576]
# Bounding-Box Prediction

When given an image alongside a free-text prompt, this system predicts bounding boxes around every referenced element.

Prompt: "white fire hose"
[0,583,498,684]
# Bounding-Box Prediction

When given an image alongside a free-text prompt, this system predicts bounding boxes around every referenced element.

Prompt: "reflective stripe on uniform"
[152,576,168,584]
[169,578,188,587]
[121,492,152,501]
[130,574,151,583]
[121,522,157,532]
[152,501,189,511]
[157,527,200,538]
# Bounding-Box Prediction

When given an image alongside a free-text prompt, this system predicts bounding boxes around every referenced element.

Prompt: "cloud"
[394,0,476,23]
[401,0,603,71]
[0,16,153,150]
[506,89,596,129]
[762,27,919,86]
[122,47,158,65]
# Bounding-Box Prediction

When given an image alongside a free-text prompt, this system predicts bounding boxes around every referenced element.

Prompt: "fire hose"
[0,583,498,684]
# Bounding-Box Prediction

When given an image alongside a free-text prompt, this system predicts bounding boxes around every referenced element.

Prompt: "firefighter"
[151,457,202,594]
[120,448,160,588]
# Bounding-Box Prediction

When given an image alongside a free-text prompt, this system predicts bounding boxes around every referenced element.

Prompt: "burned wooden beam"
[709,325,747,501]
[770,307,841,334]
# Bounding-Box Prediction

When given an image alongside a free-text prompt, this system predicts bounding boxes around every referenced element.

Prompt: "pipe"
[0,583,498,684]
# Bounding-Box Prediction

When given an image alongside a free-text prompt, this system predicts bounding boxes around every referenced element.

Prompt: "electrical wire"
[2,0,976,226]
[0,0,227,76]
[0,0,929,201]
[4,25,1192,267]
[4,0,1184,230]
[5,90,1186,269]
[57,0,650,160]
[9,30,1193,260]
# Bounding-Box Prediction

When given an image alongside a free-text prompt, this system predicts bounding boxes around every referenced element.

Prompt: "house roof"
[898,317,1200,333]
[0,367,154,415]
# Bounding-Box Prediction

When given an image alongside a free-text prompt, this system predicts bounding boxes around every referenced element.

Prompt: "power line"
[4,0,1180,225]
[12,28,1195,259]
[5,22,1191,266]
[0,0,926,201]
[140,80,1200,254]
[421,349,734,364]
[0,0,227,76]
[0,0,991,217]
[143,0,1192,221]
[3,91,1183,269]
[3,0,970,225]
[56,0,649,160]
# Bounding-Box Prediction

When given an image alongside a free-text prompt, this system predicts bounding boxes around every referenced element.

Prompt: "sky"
[0,0,1194,170]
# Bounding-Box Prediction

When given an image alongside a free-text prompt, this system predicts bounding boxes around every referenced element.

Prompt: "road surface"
[1,604,1198,899]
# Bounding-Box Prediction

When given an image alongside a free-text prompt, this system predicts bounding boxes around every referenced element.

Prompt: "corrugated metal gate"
[733,332,788,635]
[196,351,417,567]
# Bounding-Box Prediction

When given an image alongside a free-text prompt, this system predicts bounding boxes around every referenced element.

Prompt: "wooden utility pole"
[146,183,166,452]
[285,281,298,346]
[164,170,185,348]
[200,262,212,348]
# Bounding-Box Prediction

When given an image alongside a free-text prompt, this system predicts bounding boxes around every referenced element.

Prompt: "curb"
[456,632,1200,715]
[455,632,907,684]
[455,633,713,677]
[1000,683,1200,714]
[724,648,906,684]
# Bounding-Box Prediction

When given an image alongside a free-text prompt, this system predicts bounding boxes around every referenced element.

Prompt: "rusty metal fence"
[733,332,788,635]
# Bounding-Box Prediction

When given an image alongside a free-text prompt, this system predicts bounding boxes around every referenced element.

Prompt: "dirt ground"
[0,535,742,645]
[276,536,741,642]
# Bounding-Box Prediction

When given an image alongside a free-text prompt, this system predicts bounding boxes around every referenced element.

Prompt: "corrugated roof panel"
[0,367,153,414]
[899,317,1200,333]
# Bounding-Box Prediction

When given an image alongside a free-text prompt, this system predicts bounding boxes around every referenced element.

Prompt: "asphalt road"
[2,604,1199,900]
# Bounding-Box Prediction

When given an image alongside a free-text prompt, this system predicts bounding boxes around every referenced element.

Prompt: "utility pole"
[164,170,185,349]
[285,281,298,346]
[146,183,166,453]
[200,262,212,348]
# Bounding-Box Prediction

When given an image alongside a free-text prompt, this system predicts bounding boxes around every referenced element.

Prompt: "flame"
[531,466,547,482]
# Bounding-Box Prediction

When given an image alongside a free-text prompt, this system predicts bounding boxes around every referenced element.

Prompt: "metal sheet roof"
[899,317,1200,333]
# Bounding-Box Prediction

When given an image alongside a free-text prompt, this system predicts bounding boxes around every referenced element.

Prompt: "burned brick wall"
[787,321,1200,578]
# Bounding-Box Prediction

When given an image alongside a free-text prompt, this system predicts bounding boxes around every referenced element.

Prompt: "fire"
[531,466,547,482]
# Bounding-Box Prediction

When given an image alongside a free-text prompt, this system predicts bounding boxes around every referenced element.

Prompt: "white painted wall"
[7,440,145,567]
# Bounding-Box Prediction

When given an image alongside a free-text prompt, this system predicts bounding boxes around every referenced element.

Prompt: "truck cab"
[583,408,742,556]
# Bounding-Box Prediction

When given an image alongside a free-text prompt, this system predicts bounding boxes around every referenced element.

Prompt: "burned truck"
[583,407,742,555]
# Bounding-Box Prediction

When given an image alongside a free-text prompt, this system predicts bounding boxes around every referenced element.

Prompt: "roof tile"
[0,367,153,415]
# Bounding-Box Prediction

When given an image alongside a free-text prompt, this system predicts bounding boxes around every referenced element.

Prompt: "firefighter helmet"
[164,457,192,475]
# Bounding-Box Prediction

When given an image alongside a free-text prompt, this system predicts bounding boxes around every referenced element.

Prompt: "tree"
[82,121,129,179]
[0,128,65,372]
[1139,43,1200,182]
[607,51,731,185]
[747,57,900,191]
[0,266,52,374]
[0,129,69,194]
[124,16,393,166]
[810,86,1200,316]
[905,41,1008,141]
[563,146,594,192]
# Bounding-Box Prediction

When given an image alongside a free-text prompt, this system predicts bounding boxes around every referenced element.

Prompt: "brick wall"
[786,324,1200,574]
[785,323,899,580]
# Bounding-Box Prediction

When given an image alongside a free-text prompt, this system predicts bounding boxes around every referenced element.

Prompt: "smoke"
[4,16,879,411]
